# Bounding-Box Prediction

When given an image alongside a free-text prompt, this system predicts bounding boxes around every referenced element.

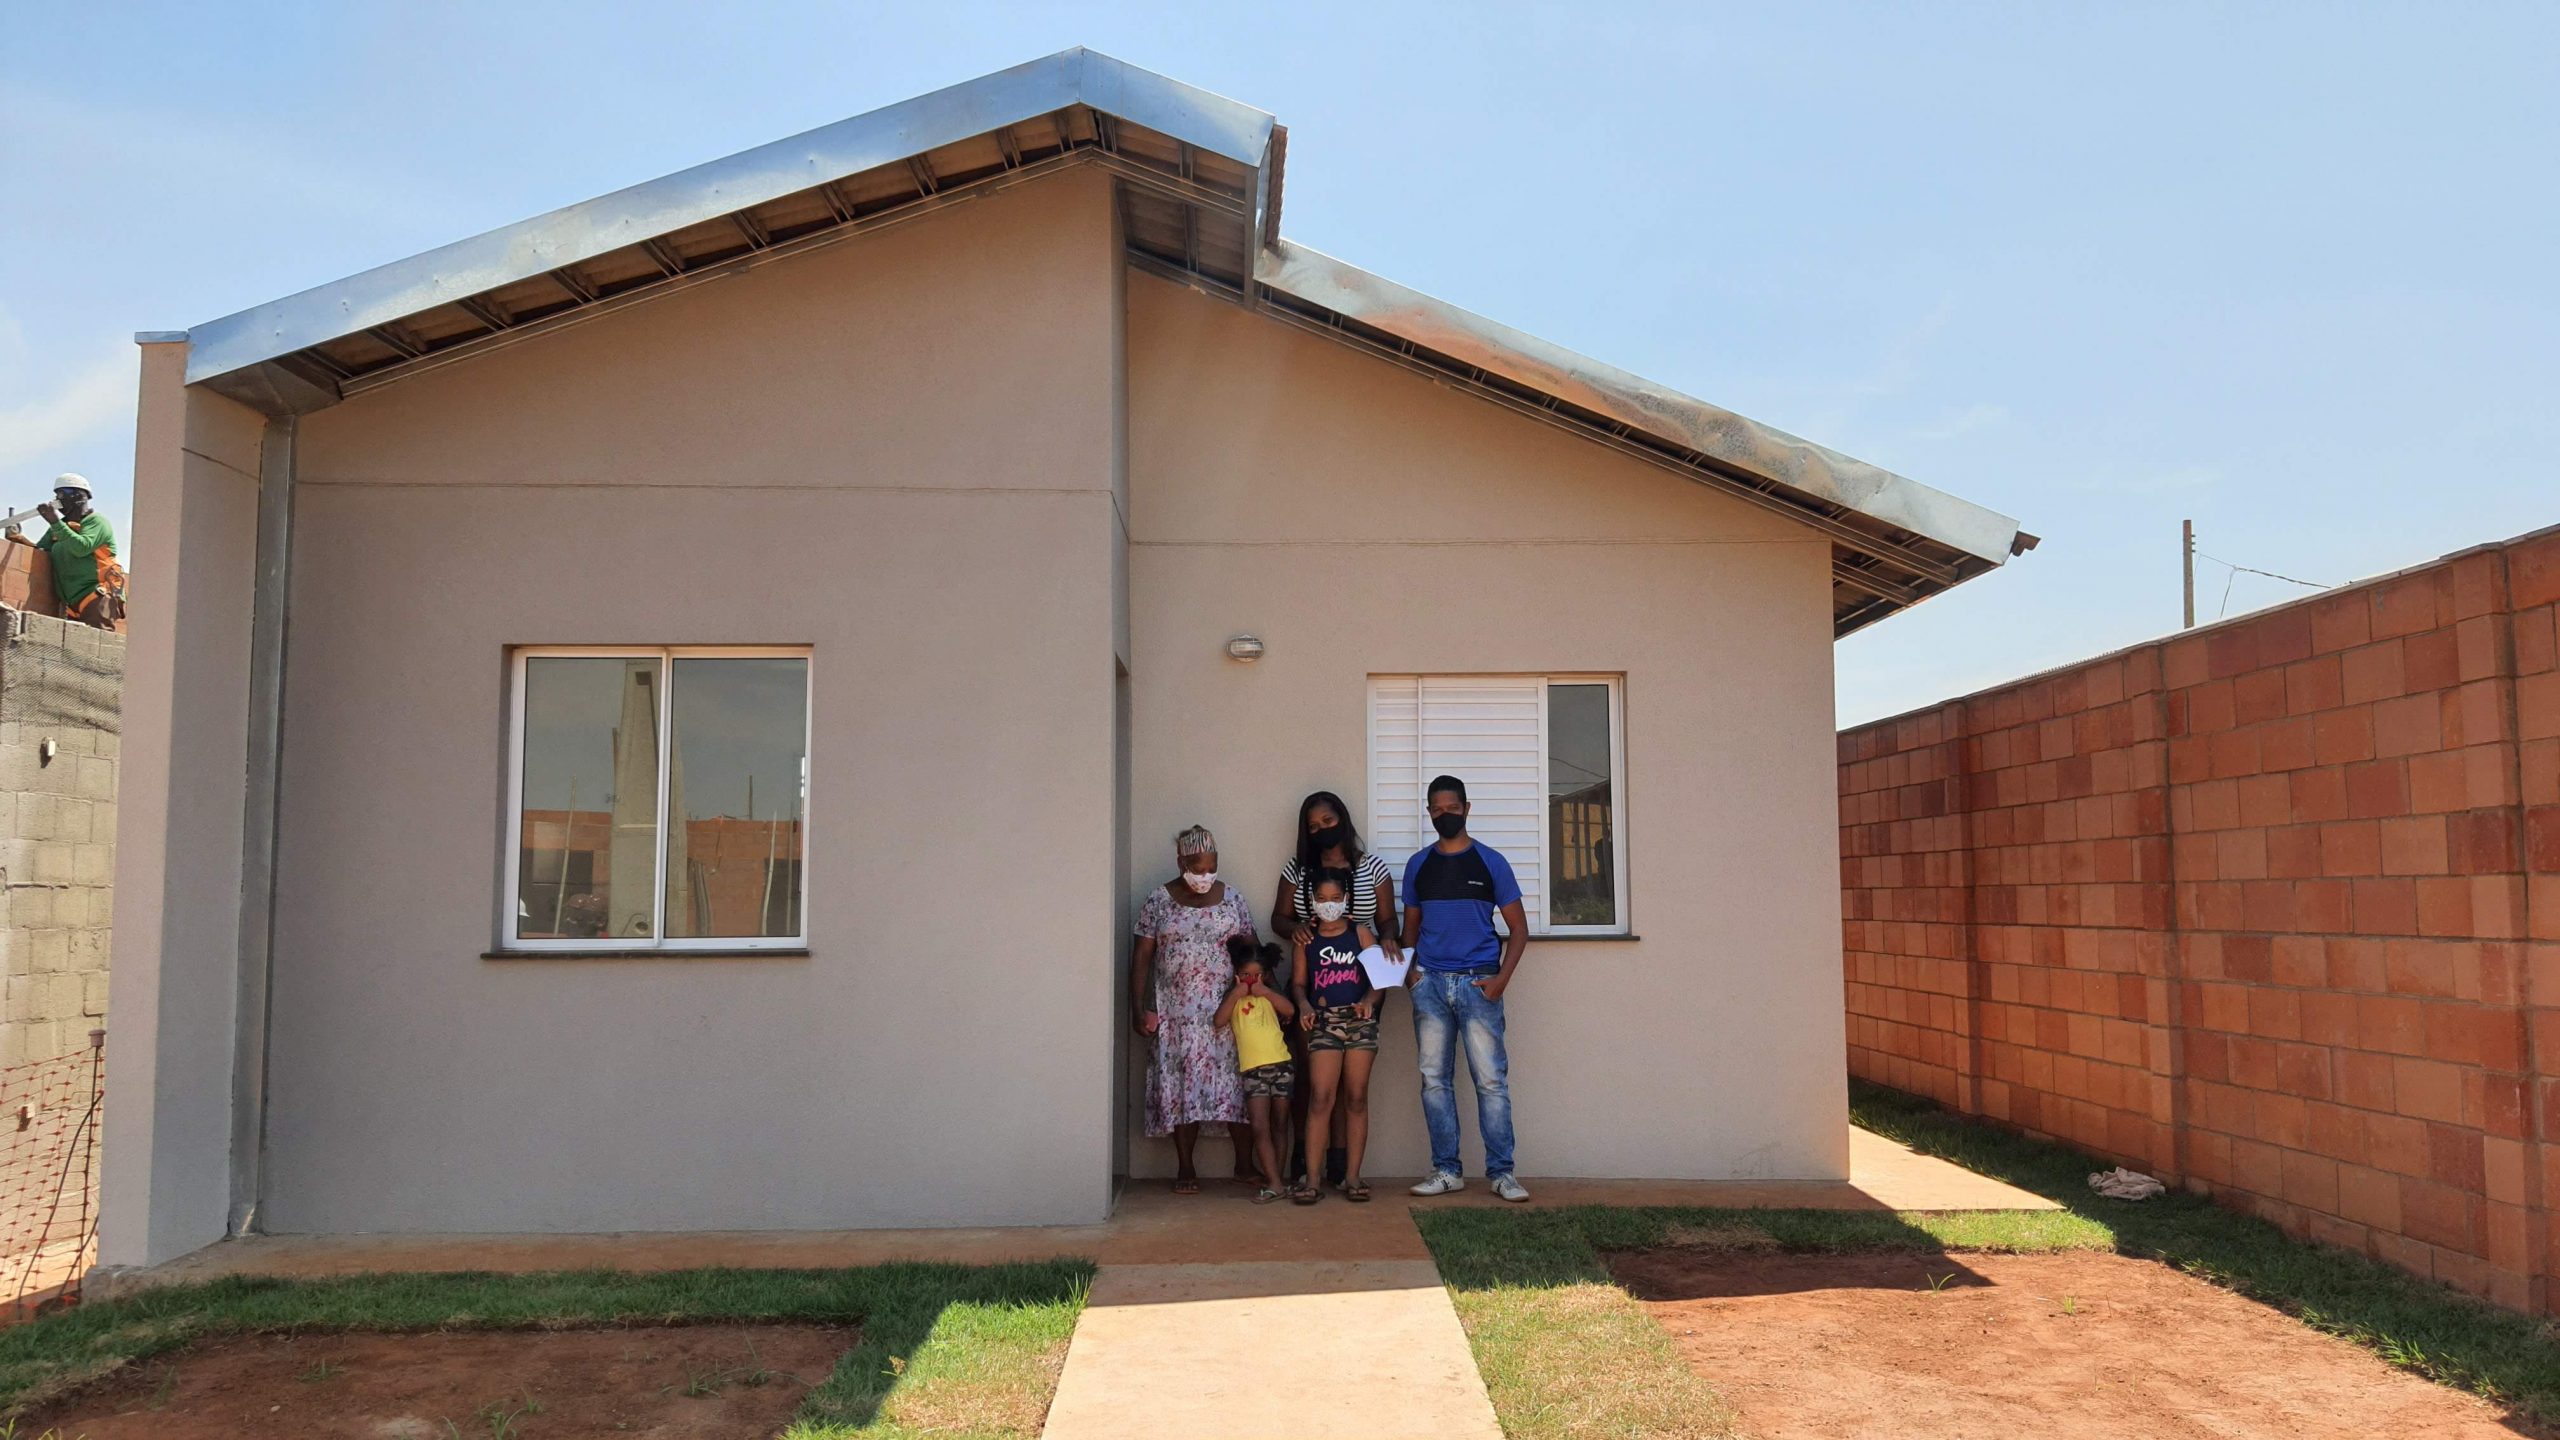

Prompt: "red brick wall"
[1842,525,2560,1311]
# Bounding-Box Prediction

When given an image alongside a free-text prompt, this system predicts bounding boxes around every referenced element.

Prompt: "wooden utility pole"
[2182,520,2196,629]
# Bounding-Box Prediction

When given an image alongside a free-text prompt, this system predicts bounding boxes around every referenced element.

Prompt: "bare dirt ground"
[22,1323,852,1439]
[1610,1247,2540,1439]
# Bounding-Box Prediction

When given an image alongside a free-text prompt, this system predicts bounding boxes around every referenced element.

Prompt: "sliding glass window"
[506,647,810,952]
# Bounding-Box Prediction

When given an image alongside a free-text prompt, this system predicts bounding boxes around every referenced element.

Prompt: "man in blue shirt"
[1401,774,1530,1202]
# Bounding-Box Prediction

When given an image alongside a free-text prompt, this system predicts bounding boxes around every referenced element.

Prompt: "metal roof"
[169,47,2026,633]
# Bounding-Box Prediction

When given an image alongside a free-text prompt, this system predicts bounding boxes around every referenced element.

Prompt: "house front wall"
[258,170,1126,1233]
[118,171,1852,1255]
[1124,272,1849,1181]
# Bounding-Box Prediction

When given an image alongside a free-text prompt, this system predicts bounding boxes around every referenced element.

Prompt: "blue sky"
[6,3,2554,724]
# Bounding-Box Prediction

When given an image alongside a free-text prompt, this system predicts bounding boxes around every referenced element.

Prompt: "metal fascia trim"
[1075,49,1273,176]
[185,48,1274,387]
[1253,242,2023,567]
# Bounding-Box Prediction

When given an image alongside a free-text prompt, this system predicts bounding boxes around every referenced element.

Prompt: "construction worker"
[11,474,124,629]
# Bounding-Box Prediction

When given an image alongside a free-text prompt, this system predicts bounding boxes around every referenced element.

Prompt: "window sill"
[482,948,812,962]
[1523,932,1640,942]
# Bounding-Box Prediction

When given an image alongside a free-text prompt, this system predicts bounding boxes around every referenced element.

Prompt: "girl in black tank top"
[1304,929,1373,1009]
[1290,870,1381,1203]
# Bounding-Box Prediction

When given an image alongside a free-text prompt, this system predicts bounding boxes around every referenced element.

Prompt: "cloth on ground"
[2088,1167,2166,1200]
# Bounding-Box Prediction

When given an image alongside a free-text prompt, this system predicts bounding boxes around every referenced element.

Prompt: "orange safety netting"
[0,1031,102,1322]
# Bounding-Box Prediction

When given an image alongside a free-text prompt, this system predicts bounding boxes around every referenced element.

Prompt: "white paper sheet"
[1357,944,1411,991]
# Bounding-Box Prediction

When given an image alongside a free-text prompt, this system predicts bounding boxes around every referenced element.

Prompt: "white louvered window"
[1368,676,1628,937]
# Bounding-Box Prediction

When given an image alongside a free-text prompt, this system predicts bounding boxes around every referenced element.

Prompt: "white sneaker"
[1409,1172,1465,1197]
[1490,1174,1531,1203]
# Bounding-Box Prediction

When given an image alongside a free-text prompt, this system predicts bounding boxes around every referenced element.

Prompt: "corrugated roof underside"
[272,107,1251,390]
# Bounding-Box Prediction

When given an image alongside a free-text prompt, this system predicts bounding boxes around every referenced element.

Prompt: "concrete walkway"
[1041,1259,1501,1440]
[1032,1128,2051,1440]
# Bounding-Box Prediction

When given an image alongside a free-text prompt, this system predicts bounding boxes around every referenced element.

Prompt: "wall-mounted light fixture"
[1226,635,1266,663]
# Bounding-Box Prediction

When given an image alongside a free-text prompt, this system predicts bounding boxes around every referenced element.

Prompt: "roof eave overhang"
[180,48,1275,391]
[1219,244,2023,632]
[1254,243,2021,572]
[165,49,2024,636]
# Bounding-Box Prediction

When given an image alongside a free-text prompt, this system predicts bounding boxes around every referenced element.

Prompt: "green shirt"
[37,513,114,607]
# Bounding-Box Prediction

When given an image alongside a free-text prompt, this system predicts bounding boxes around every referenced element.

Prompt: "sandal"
[1252,1186,1284,1205]
[1291,1184,1322,1206]
[1343,1181,1372,1203]
[1172,1177,1201,1196]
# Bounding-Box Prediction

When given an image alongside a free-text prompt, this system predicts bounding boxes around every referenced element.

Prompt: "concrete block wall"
[0,611,122,1068]
[1841,522,2560,1311]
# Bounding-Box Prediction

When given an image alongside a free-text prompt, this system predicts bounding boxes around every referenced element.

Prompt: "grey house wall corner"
[100,338,264,1269]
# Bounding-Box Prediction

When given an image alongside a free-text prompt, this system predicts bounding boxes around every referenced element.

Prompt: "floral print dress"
[1136,883,1256,1135]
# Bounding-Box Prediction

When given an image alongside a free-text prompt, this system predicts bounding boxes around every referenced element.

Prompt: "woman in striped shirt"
[1273,792,1404,953]
[1271,791,1402,1189]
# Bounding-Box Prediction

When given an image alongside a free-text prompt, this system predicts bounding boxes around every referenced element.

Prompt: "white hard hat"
[50,474,90,497]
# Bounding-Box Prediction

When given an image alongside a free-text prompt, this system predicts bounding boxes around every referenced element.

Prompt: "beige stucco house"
[104,51,2026,1266]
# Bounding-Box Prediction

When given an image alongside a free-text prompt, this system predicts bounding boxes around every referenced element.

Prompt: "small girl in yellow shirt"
[1215,938,1299,1203]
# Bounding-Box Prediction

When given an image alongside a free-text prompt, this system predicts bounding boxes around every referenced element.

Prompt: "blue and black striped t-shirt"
[1402,840,1522,972]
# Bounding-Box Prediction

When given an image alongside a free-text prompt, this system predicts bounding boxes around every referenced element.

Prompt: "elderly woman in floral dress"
[1130,824,1261,1194]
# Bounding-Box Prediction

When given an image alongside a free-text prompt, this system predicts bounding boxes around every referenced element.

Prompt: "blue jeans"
[1412,969,1514,1178]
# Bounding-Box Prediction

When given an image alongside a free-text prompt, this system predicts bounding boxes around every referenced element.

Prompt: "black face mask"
[1431,811,1467,840]
[1309,823,1348,852]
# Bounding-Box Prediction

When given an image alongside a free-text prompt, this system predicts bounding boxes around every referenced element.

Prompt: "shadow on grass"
[0,1258,1093,1437]
[1418,1200,2099,1295]
[1608,1247,1995,1301]
[1849,1079,2560,1432]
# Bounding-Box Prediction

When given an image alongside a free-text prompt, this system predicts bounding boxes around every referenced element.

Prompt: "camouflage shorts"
[1240,1061,1296,1099]
[1307,1006,1380,1052]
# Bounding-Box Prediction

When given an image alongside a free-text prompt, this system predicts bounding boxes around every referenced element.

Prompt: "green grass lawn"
[1413,1083,2560,1439]
[0,1259,1093,1439]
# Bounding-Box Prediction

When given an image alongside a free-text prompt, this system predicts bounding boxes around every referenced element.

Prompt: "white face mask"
[1180,870,1219,894]
[1312,899,1349,922]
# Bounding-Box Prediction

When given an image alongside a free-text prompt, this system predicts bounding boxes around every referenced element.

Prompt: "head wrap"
[1174,824,1217,857]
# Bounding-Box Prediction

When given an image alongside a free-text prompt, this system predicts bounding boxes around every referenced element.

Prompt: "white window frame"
[502,645,813,953]
[1367,674,1630,938]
